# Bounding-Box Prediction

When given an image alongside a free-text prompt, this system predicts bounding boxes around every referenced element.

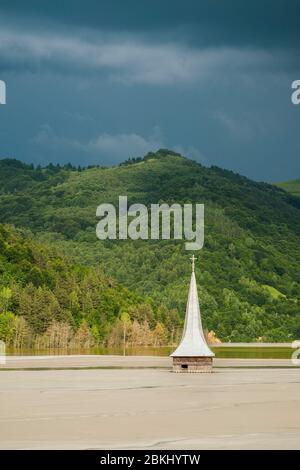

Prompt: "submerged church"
[171,255,214,373]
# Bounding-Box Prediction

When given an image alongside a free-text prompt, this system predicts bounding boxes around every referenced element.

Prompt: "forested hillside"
[0,224,180,348]
[0,150,299,343]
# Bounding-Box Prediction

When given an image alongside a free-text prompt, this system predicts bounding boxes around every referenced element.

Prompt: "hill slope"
[0,150,299,342]
[0,224,179,348]
[276,180,300,197]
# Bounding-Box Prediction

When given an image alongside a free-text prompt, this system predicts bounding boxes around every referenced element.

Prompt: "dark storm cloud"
[0,0,299,87]
[0,25,289,83]
[0,1,299,182]
[1,0,300,48]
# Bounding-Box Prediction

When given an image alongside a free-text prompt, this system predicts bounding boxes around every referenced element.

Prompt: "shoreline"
[1,354,298,370]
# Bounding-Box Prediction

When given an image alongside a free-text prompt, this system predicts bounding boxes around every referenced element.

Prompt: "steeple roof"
[171,258,214,357]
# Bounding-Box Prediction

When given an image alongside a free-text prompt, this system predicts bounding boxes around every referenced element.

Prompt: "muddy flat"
[0,358,300,449]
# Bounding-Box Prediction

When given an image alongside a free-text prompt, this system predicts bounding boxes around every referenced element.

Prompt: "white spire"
[171,256,214,357]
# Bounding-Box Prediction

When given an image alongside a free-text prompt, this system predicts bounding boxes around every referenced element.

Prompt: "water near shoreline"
[6,345,295,359]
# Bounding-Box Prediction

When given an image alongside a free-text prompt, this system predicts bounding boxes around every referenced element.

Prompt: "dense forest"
[0,150,299,345]
[0,224,181,348]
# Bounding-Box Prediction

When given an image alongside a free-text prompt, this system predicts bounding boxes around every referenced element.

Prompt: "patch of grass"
[262,285,286,299]
[276,180,300,197]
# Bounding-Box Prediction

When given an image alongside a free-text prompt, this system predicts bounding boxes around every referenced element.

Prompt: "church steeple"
[171,256,214,372]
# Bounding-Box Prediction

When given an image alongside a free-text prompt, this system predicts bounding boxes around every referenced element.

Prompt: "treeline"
[120,149,183,166]
[0,225,182,349]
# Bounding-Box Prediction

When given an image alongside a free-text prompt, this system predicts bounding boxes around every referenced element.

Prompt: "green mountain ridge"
[0,150,299,342]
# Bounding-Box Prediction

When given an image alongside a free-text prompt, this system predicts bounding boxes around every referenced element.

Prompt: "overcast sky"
[0,0,299,182]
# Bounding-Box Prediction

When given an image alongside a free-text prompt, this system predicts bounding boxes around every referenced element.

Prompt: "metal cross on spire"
[190,254,197,272]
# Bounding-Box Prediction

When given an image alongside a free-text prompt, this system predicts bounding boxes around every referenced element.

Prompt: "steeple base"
[172,356,213,373]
